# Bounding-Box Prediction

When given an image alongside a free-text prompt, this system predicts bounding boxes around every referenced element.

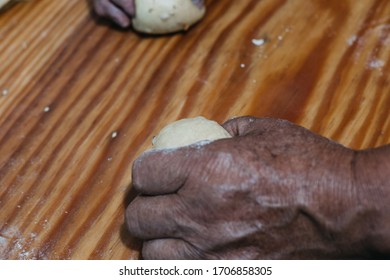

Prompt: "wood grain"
[0,0,389,259]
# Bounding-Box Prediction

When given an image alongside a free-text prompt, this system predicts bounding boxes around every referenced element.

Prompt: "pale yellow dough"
[132,0,206,34]
[152,117,232,149]
[0,0,11,9]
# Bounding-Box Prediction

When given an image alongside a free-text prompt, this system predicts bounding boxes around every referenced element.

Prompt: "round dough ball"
[0,0,14,10]
[132,0,206,34]
[152,116,232,149]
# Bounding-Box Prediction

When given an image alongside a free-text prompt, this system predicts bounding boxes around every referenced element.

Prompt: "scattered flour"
[0,226,44,260]
[0,234,8,252]
[368,59,385,69]
[251,38,265,46]
[347,35,358,46]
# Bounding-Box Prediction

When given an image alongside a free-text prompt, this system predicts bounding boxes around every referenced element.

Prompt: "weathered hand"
[126,116,383,259]
[93,0,135,27]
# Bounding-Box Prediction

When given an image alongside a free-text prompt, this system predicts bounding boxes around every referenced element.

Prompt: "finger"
[112,0,135,16]
[126,195,184,240]
[132,148,195,195]
[94,0,130,27]
[142,239,201,260]
[191,0,205,10]
[222,116,289,137]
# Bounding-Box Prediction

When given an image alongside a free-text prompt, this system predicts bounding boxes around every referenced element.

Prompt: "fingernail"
[115,17,130,28]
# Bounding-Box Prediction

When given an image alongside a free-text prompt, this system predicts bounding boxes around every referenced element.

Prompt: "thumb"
[222,116,287,137]
[132,146,196,195]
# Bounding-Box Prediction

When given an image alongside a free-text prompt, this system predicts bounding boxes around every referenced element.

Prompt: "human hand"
[93,0,135,28]
[126,117,378,259]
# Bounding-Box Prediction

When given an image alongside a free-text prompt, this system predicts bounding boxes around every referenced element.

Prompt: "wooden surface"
[0,0,389,259]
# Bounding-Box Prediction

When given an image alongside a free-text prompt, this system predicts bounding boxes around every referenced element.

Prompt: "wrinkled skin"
[93,0,135,27]
[126,117,390,259]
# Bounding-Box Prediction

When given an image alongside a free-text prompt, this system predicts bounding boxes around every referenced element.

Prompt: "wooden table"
[0,0,389,259]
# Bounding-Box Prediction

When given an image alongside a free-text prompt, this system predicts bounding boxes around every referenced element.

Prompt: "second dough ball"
[152,116,232,149]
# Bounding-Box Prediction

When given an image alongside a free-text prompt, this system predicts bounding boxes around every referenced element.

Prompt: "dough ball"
[0,0,10,8]
[132,0,206,34]
[0,0,15,10]
[152,116,232,149]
